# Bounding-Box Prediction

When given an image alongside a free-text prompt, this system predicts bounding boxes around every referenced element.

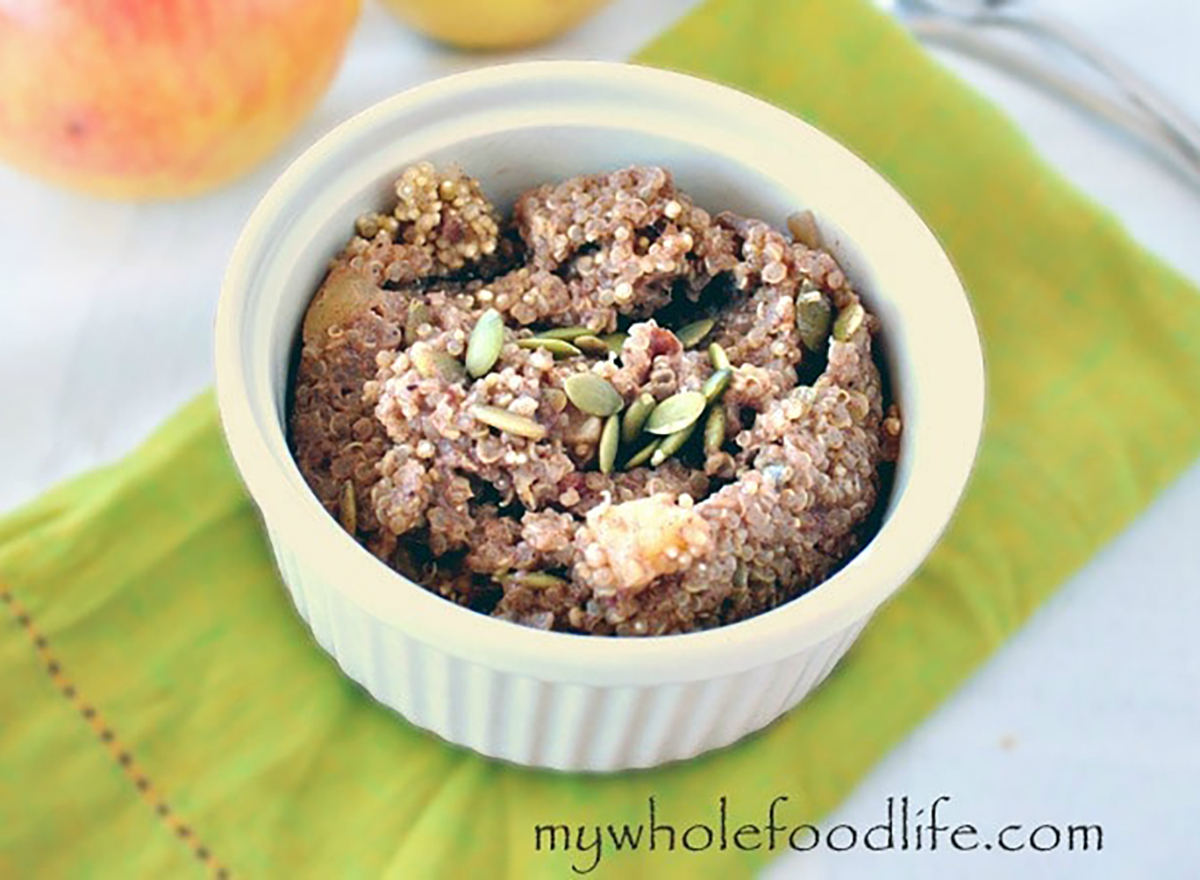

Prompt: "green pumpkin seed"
[411,346,466,382]
[621,392,657,444]
[466,308,504,377]
[469,405,547,440]
[535,326,592,341]
[795,289,832,352]
[624,437,661,469]
[601,332,628,356]
[573,335,613,357]
[598,414,620,475]
[500,571,569,589]
[517,337,583,357]
[832,302,866,342]
[702,368,733,402]
[703,406,727,456]
[787,209,821,249]
[564,373,623,417]
[650,421,698,467]
[676,317,715,349]
[708,342,731,372]
[645,391,707,436]
[405,301,431,343]
[339,481,357,534]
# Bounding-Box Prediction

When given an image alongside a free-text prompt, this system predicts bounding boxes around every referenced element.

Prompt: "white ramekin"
[215,61,984,772]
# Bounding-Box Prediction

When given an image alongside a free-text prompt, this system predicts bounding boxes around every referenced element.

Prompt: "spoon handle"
[983,7,1200,167]
[899,13,1200,192]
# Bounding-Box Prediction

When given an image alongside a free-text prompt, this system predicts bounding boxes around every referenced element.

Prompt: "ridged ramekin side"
[269,530,873,772]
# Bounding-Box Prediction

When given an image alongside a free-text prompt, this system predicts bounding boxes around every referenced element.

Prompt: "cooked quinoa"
[289,162,901,636]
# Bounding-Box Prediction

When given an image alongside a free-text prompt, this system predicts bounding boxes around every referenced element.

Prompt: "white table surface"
[2,2,1197,877]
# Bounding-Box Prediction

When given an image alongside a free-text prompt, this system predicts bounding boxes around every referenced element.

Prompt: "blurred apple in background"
[378,0,609,49]
[0,0,361,199]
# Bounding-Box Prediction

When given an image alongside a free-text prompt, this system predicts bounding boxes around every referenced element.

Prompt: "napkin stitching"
[0,585,232,879]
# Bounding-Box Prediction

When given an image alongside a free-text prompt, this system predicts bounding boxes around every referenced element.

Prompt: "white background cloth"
[1,2,1197,877]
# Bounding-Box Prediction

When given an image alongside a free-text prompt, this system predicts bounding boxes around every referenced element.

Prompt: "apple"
[0,0,361,199]
[378,0,609,50]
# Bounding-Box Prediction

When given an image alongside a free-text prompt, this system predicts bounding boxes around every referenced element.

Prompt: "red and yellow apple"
[0,0,361,199]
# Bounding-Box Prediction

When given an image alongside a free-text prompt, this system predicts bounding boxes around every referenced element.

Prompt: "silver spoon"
[883,0,1200,190]
[903,0,1200,164]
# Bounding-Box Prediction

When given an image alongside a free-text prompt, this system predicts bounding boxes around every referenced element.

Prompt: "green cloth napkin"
[4,0,1200,876]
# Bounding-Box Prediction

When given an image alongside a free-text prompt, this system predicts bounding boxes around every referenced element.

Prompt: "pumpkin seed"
[573,335,613,357]
[405,301,431,343]
[795,289,832,351]
[624,437,661,469]
[703,405,727,456]
[787,209,821,249]
[339,481,357,534]
[702,367,733,402]
[621,392,657,444]
[676,317,715,349]
[411,346,466,382]
[645,390,707,436]
[601,332,628,355]
[517,337,583,357]
[535,326,592,341]
[708,342,731,372]
[598,414,620,475]
[650,421,698,467]
[500,571,569,589]
[832,302,865,342]
[564,373,623,417]
[465,308,504,377]
[469,405,547,440]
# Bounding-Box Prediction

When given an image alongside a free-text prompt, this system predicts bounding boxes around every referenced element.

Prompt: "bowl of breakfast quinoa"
[216,61,984,770]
